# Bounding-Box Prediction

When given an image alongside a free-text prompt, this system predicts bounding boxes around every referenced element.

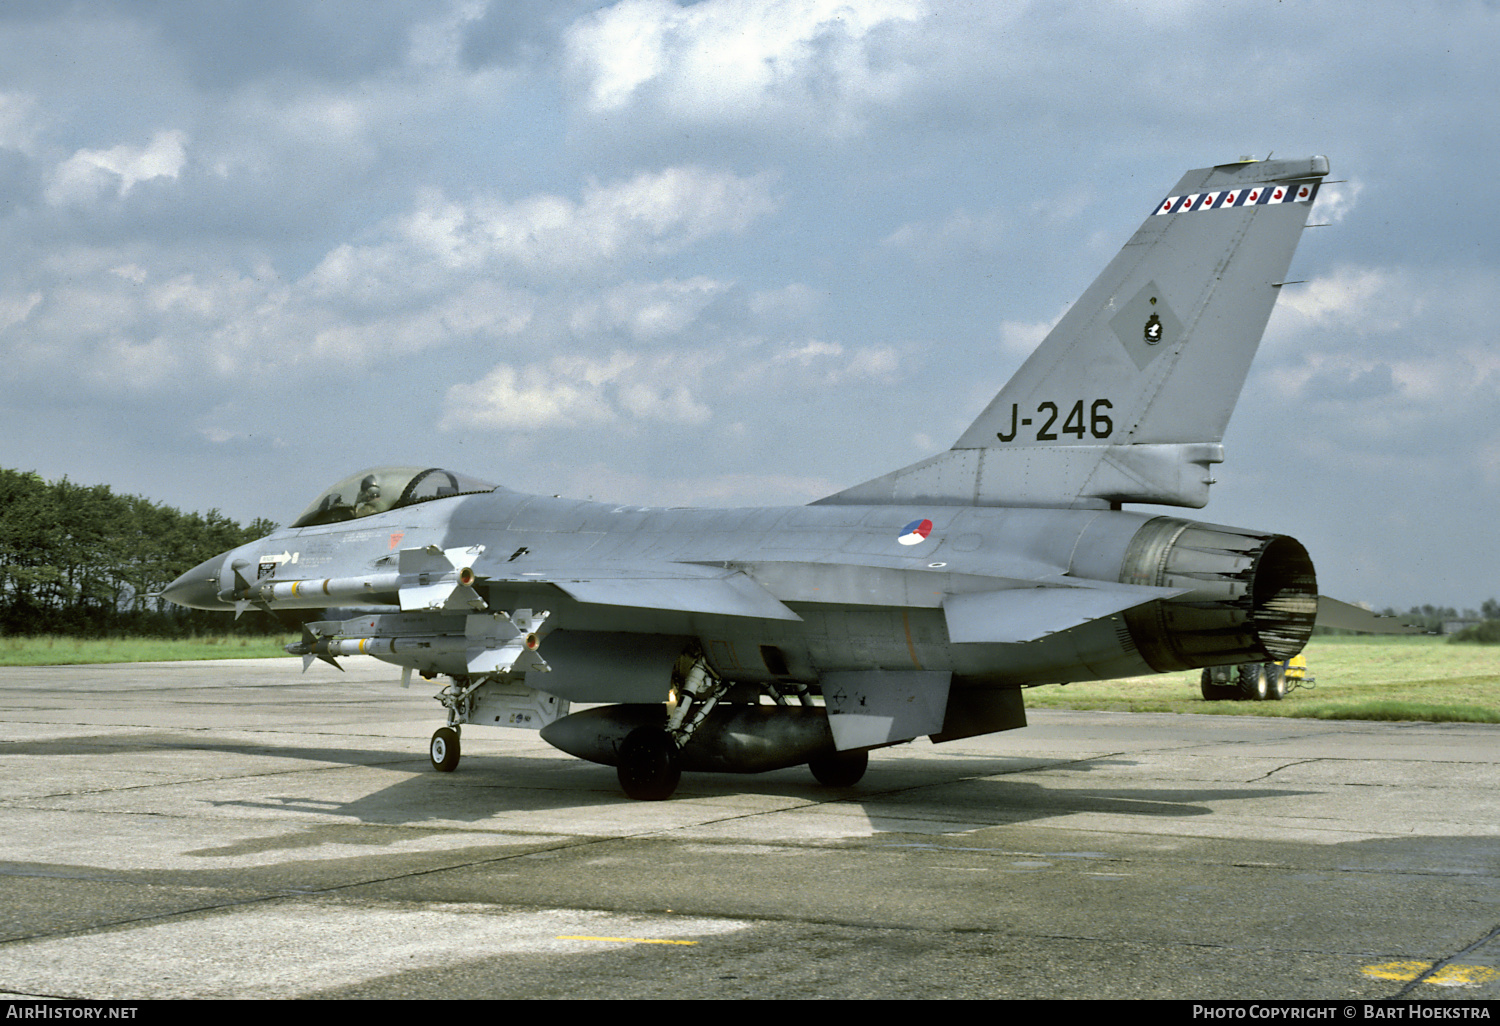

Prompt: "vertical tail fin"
[821,156,1329,509]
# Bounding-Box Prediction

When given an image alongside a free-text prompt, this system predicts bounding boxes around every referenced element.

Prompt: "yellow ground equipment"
[1200,654,1314,702]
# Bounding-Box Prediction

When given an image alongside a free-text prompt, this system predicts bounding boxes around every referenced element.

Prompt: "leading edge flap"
[554,572,802,622]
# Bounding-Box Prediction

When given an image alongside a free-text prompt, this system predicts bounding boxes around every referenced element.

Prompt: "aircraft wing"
[475,560,803,622]
[554,574,802,621]
[477,554,1184,634]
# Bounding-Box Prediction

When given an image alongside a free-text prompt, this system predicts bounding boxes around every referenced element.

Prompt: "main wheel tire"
[1238,662,1270,702]
[1264,662,1286,701]
[617,726,681,801]
[809,749,869,787]
[430,727,460,772]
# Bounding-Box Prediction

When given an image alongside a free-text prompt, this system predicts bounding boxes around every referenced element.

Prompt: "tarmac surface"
[0,657,1496,1001]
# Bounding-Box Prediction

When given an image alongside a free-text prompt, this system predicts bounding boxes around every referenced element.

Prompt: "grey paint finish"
[163,159,1327,792]
[943,583,1185,645]
[821,669,952,749]
[826,156,1327,509]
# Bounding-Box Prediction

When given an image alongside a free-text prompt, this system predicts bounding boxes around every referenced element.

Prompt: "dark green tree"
[0,468,278,636]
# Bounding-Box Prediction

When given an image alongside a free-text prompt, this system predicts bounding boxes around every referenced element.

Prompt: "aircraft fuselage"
[168,486,1314,701]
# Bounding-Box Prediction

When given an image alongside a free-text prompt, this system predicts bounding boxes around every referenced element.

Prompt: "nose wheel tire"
[430,727,460,772]
[617,726,681,800]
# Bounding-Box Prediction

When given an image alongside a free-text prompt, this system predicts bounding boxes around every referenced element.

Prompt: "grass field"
[1025,635,1500,723]
[0,634,298,665]
[2,633,1496,724]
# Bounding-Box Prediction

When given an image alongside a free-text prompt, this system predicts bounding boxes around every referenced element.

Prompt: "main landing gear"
[808,749,868,787]
[610,656,873,800]
[423,655,875,801]
[616,726,681,801]
[616,653,724,800]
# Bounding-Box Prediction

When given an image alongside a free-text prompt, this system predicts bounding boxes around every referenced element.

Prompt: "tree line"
[1403,600,1500,644]
[1378,600,1500,635]
[0,468,280,636]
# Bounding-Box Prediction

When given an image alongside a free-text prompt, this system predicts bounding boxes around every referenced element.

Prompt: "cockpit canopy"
[291,466,497,528]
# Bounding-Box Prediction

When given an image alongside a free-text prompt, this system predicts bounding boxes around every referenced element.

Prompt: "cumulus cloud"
[45,130,188,206]
[299,281,536,364]
[440,332,904,437]
[882,207,1006,264]
[463,166,777,269]
[1274,265,1409,335]
[441,351,715,431]
[1256,264,1500,451]
[0,162,779,408]
[565,0,927,130]
[747,283,821,321]
[1310,179,1362,225]
[568,277,728,342]
[308,166,777,291]
[1267,354,1399,406]
[763,339,900,383]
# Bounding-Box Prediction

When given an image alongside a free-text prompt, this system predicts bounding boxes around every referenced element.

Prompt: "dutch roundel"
[897,518,934,546]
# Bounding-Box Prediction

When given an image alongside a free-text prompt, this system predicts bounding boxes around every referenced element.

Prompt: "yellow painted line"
[556,935,698,946]
[1362,961,1500,987]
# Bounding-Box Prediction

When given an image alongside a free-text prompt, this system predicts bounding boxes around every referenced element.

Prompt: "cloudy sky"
[1,1,1496,612]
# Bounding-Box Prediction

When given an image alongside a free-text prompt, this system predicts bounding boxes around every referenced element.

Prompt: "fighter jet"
[164,156,1329,800]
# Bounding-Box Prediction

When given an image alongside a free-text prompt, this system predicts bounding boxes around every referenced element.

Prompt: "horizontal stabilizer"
[943,583,1185,644]
[1316,596,1424,635]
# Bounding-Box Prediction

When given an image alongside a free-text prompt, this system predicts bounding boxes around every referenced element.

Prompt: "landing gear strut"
[429,673,480,773]
[615,653,725,801]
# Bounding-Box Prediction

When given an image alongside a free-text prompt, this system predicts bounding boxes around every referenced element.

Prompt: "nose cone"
[162,554,230,610]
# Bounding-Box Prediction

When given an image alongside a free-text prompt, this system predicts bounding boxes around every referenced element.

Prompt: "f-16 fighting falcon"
[165,157,1330,799]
